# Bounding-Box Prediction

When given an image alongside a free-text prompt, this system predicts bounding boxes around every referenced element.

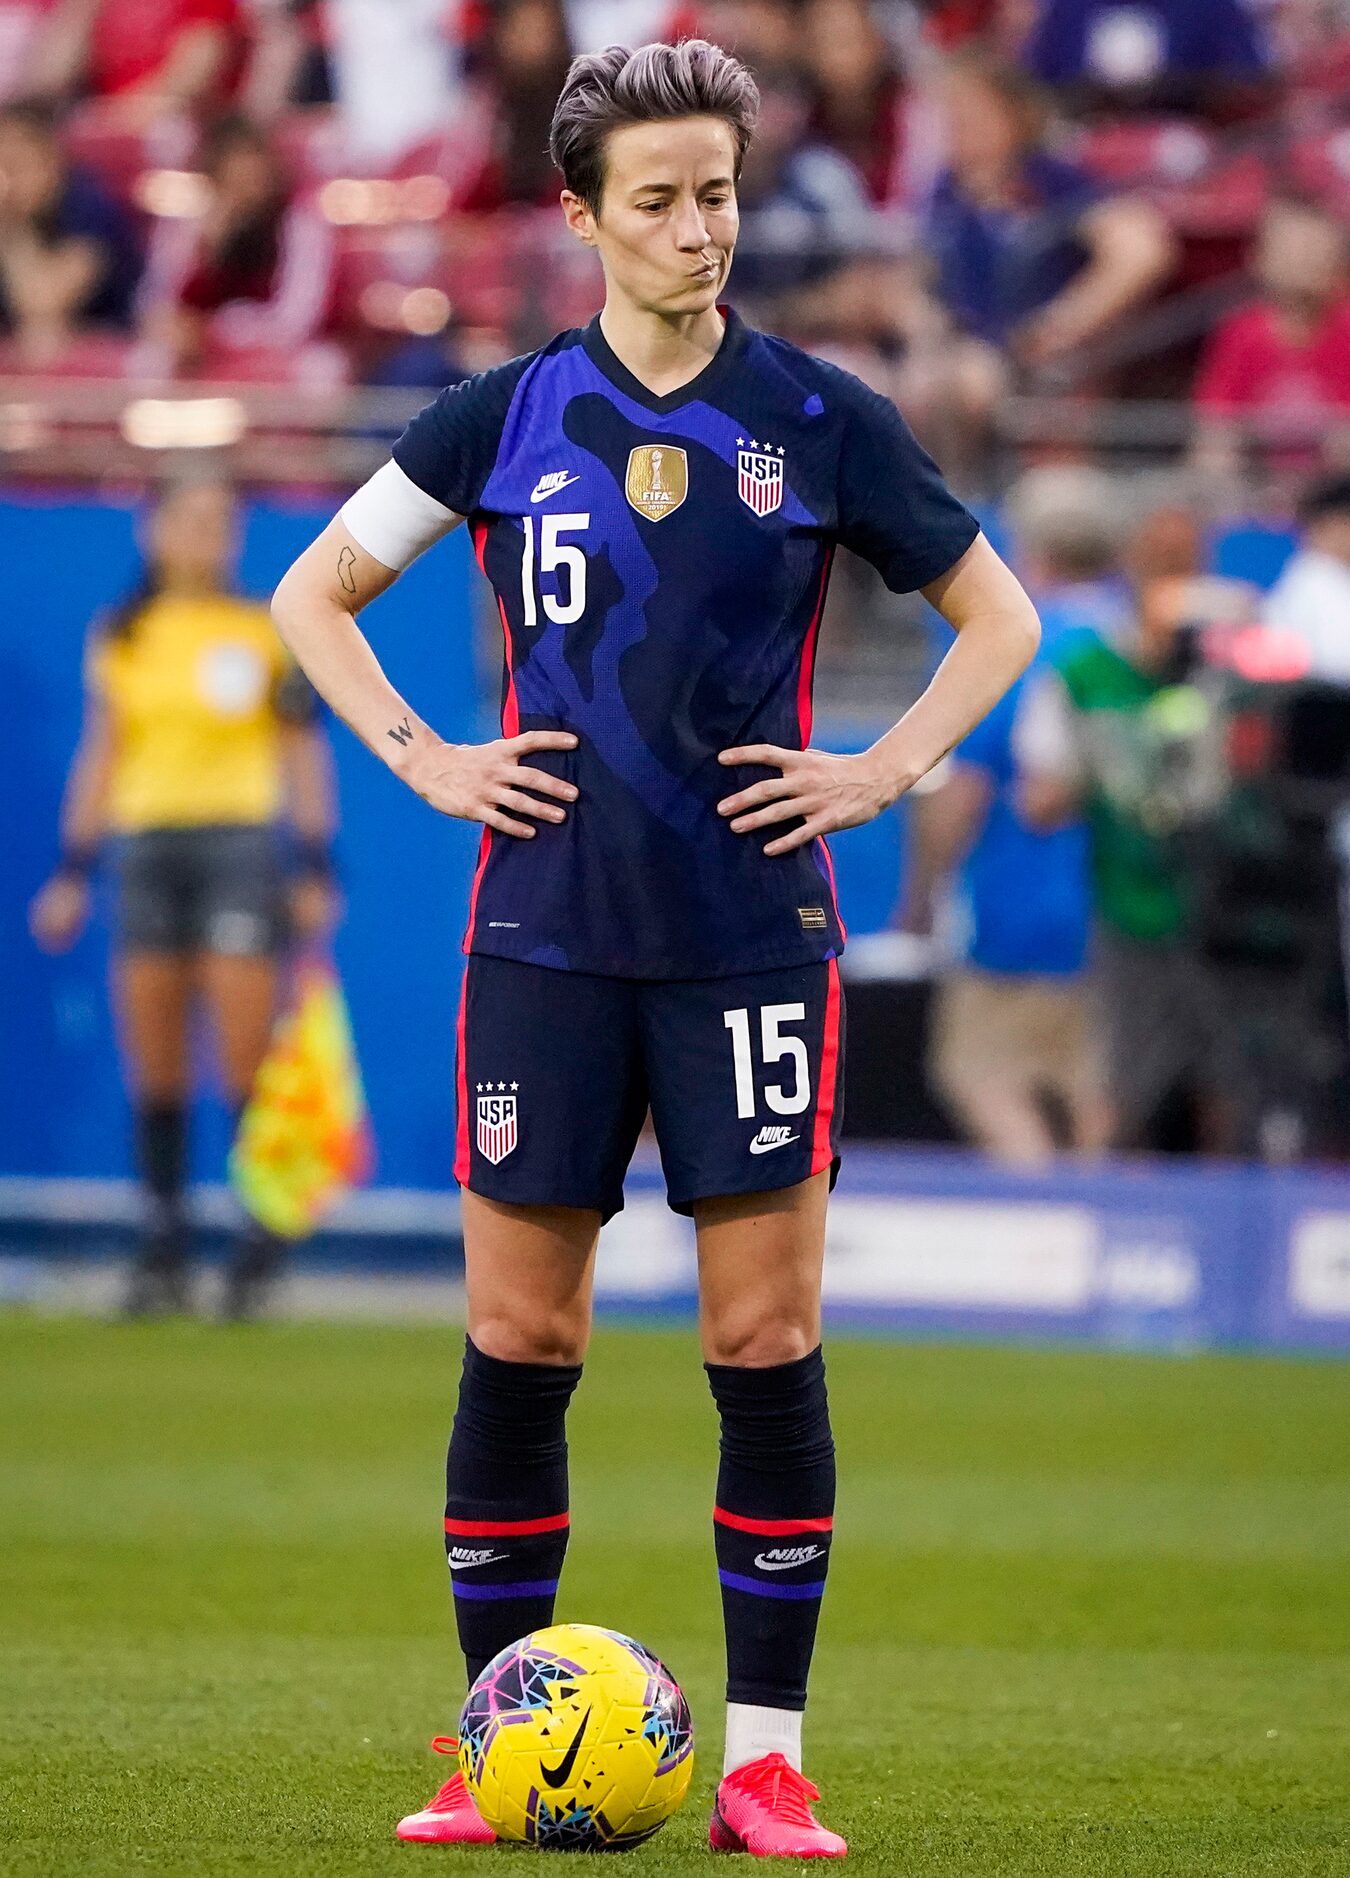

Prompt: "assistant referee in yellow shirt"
[31,468,340,1318]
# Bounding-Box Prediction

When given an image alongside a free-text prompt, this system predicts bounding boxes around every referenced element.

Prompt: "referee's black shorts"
[111,823,288,958]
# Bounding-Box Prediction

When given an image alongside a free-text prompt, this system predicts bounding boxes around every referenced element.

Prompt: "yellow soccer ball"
[457,1623,694,1849]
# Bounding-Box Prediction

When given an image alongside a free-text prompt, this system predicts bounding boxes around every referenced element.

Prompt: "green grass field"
[1,1316,1347,1876]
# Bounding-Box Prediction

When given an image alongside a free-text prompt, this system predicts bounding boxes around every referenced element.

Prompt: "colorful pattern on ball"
[456,1623,694,1848]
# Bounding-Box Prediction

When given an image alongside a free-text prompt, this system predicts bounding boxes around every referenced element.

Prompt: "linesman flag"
[230,962,373,1239]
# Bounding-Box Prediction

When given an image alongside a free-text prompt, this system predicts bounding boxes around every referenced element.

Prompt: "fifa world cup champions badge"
[625,445,688,522]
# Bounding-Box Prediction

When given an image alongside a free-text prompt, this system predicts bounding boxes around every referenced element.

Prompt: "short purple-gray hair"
[549,39,759,216]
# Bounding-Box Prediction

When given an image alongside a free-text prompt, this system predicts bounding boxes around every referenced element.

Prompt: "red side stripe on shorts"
[810,957,842,1176]
[714,1507,834,1536]
[453,958,473,1184]
[444,1511,571,1538]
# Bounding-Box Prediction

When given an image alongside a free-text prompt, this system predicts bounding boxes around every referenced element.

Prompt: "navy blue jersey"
[394,308,979,979]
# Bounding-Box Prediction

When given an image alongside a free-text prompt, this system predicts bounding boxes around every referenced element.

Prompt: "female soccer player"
[31,470,338,1319]
[272,40,1039,1858]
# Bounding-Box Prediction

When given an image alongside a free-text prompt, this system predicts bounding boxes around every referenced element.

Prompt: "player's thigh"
[640,959,844,1214]
[455,956,648,1221]
[196,952,280,1103]
[112,950,195,1099]
[693,1170,831,1367]
[461,1190,601,1366]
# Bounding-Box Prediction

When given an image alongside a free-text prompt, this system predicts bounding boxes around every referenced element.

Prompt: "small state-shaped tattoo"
[337,546,357,594]
[387,717,415,748]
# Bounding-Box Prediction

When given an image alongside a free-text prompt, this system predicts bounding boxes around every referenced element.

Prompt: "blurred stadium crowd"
[6,0,1350,1173]
[0,0,1345,474]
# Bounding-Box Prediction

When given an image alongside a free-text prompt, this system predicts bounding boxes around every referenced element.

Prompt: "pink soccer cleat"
[710,1751,848,1858]
[395,1736,497,1845]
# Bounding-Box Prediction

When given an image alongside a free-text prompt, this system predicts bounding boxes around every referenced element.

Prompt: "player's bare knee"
[703,1317,816,1369]
[471,1311,589,1367]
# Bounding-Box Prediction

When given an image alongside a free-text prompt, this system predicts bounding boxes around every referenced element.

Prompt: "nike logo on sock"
[446,1547,509,1569]
[754,1545,827,1570]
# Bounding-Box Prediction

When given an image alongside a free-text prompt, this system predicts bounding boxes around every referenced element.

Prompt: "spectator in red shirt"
[802,0,936,210]
[460,0,572,213]
[1193,199,1350,482]
[27,0,246,128]
[134,112,338,378]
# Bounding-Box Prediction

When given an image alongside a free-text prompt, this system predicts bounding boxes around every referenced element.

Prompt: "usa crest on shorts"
[477,1092,518,1163]
[737,440,784,517]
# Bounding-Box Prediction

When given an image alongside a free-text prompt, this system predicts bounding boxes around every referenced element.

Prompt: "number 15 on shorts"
[723,1003,811,1119]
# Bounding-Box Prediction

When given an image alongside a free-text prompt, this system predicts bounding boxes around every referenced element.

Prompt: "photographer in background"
[1013,503,1252,1153]
[1263,474,1350,685]
[889,468,1122,1164]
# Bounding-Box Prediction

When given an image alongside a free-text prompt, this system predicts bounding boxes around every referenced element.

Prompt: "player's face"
[565,116,739,316]
[149,483,237,589]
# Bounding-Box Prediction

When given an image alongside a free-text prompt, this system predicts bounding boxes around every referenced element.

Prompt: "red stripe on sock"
[714,1507,834,1536]
[444,1511,571,1538]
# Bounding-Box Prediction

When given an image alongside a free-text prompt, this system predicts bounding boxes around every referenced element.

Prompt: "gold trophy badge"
[625,444,688,522]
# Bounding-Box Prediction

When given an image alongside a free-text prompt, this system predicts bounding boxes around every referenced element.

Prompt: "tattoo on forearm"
[387,717,415,748]
[337,546,357,595]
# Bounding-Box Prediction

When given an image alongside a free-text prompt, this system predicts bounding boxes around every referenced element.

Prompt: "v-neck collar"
[582,305,746,414]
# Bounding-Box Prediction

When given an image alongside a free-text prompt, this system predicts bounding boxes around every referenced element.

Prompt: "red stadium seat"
[0,333,135,378]
[1076,118,1270,236]
[1077,118,1219,188]
[1290,31,1350,100]
[64,106,198,205]
[189,340,352,386]
[1287,128,1350,219]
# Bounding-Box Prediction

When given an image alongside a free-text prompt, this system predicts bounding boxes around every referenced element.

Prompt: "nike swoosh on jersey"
[530,473,581,502]
[748,1133,801,1155]
[540,1708,590,1788]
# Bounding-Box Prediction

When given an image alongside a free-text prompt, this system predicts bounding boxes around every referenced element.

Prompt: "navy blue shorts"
[453,956,844,1220]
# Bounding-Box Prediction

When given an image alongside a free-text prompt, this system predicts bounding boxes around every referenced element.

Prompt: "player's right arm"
[29,681,115,953]
[270,496,576,840]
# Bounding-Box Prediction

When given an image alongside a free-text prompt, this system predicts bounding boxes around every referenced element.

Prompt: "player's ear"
[560,189,598,248]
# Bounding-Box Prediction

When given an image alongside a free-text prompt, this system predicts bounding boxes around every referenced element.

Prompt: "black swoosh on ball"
[539,1708,590,1788]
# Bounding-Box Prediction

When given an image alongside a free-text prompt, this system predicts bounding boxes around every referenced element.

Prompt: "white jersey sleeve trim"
[338,459,461,571]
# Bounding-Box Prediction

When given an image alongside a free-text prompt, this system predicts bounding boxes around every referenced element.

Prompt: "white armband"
[338,459,460,571]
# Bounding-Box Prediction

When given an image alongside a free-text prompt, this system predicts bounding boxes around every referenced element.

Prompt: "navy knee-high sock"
[707,1347,836,1711]
[445,1337,582,1684]
[134,1100,187,1239]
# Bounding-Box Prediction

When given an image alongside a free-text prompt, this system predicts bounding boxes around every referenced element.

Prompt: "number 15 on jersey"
[522,513,589,626]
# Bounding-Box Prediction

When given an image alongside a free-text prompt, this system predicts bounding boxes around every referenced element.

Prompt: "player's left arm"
[275,669,342,942]
[720,533,1040,855]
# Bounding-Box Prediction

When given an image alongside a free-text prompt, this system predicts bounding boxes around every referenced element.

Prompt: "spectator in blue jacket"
[906,468,1126,1161]
[0,100,140,364]
[898,47,1172,483]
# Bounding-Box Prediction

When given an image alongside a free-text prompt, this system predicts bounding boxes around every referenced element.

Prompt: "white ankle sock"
[723,1703,803,1776]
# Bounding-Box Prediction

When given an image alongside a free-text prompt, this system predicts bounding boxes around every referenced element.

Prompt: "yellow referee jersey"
[89,594,298,834]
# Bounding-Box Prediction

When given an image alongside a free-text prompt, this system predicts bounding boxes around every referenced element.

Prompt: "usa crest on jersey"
[737,441,784,517]
[477,1094,518,1163]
